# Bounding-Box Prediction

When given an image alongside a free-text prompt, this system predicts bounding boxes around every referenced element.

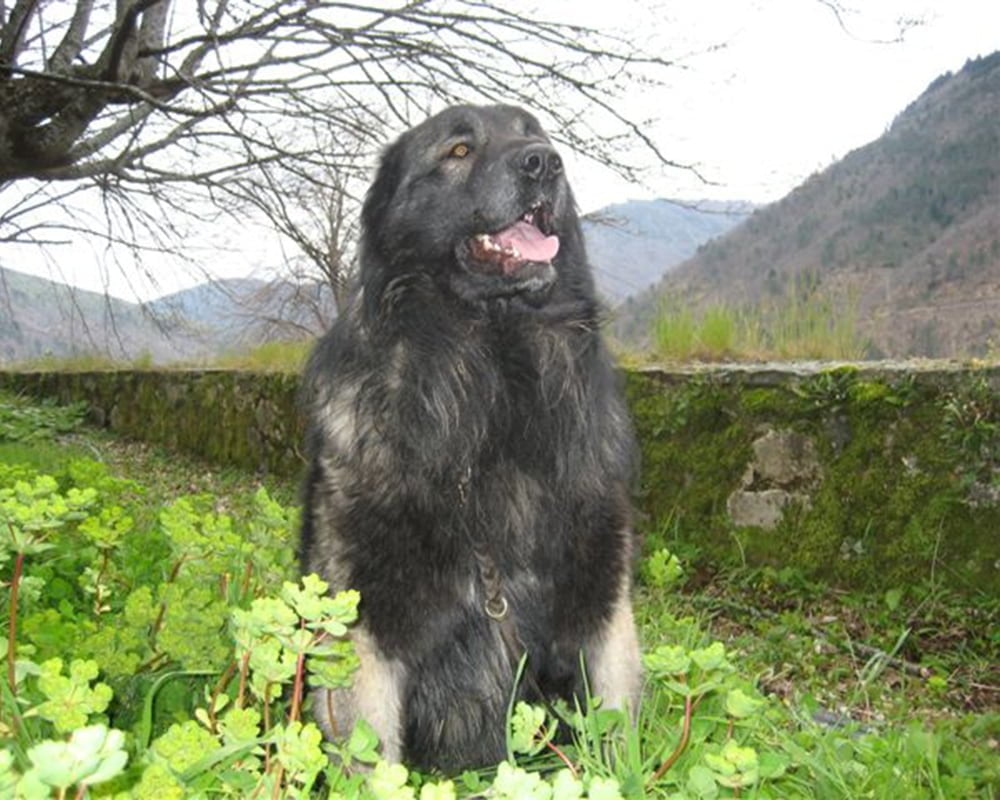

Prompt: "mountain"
[620,52,1000,358]
[0,266,214,364]
[151,278,337,342]
[582,199,751,302]
[149,278,269,349]
[0,267,338,366]
[150,278,268,326]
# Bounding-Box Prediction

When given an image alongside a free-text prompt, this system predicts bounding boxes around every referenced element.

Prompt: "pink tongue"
[495,221,560,262]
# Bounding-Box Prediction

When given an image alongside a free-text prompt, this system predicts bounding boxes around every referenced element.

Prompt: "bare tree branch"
[2,2,695,182]
[47,0,94,73]
[814,1,923,45]
[0,0,40,69]
[1,0,706,341]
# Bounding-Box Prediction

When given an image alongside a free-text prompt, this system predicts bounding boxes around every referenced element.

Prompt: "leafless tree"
[0,0,689,314]
[226,141,367,332]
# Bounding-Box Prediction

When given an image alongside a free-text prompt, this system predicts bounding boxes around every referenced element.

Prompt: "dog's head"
[360,104,587,311]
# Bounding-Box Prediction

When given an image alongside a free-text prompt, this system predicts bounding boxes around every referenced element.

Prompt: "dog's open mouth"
[465,205,560,276]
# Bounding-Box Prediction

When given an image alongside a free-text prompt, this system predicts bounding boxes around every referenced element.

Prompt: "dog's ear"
[359,137,409,323]
[361,138,407,254]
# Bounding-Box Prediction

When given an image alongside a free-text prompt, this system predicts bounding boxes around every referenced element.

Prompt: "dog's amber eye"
[448,143,471,159]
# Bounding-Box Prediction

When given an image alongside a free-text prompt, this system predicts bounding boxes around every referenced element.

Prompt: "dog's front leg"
[312,626,408,762]
[584,573,642,715]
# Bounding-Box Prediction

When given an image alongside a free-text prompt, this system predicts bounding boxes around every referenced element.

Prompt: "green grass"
[199,339,314,372]
[0,439,95,471]
[652,304,699,360]
[632,559,998,798]
[0,395,996,798]
[640,561,998,719]
[651,286,869,362]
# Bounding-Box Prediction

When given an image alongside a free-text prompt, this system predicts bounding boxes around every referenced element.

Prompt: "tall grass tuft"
[209,339,314,371]
[651,300,698,360]
[697,306,738,356]
[651,282,869,362]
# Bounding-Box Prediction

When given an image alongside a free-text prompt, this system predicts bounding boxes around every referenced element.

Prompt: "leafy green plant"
[0,395,996,798]
[0,394,86,443]
[940,374,998,487]
[1,474,97,701]
[28,658,113,734]
[642,547,685,589]
[791,367,858,411]
[5,724,129,798]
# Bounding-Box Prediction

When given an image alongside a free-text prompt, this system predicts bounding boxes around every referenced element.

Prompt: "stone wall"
[626,362,998,595]
[1,362,997,594]
[0,369,303,476]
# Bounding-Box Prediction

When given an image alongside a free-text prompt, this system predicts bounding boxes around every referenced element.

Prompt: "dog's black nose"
[520,143,562,181]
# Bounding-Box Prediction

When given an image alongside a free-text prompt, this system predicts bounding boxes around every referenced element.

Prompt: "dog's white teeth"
[475,234,502,252]
[472,233,522,260]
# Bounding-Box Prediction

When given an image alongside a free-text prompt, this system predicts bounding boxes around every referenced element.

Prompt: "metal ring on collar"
[484,595,509,620]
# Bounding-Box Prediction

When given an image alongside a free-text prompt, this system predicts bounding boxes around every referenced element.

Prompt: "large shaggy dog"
[299,104,640,772]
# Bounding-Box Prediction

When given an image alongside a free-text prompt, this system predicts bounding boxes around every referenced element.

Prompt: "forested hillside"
[619,53,1000,358]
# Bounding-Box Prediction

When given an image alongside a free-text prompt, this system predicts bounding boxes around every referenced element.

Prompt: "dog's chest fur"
[302,306,633,670]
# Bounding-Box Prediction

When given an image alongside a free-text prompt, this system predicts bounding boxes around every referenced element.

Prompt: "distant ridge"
[581,199,752,303]
[0,266,203,364]
[0,196,746,363]
[0,268,313,365]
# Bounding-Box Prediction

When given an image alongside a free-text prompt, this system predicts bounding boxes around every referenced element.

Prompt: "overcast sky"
[566,0,1000,210]
[5,0,999,300]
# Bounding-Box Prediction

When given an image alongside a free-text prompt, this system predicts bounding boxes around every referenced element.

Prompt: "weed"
[940,374,999,488]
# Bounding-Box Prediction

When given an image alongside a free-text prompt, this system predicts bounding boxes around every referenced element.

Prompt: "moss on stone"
[0,369,305,476]
[626,366,999,596]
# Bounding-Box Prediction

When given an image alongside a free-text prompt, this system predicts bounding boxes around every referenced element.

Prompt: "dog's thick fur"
[299,105,641,772]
